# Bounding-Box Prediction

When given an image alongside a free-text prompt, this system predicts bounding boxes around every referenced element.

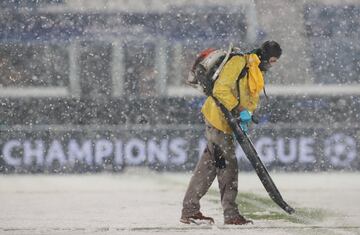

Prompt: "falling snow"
[0,0,359,234]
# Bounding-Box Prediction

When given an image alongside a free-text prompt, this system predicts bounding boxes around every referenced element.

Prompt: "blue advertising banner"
[0,125,358,173]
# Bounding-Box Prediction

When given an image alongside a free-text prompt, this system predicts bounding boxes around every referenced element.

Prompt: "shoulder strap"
[235,56,249,104]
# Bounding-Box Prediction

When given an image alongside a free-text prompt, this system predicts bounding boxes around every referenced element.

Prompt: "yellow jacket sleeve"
[212,56,246,111]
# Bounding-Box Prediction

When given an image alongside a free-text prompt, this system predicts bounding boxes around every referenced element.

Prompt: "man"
[180,41,282,225]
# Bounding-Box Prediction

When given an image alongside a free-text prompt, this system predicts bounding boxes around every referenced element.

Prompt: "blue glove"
[239,109,252,133]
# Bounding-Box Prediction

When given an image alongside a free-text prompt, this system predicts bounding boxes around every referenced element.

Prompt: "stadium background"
[0,0,359,173]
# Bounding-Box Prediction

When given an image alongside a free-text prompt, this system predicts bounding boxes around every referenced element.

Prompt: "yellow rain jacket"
[201,53,264,134]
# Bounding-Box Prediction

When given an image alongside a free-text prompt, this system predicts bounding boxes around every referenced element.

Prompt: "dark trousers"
[181,122,240,221]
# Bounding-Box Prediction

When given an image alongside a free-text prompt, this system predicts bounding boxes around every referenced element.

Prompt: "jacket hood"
[247,54,264,97]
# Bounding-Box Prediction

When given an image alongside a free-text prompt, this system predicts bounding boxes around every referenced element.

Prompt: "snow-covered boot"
[180,212,214,225]
[224,215,253,225]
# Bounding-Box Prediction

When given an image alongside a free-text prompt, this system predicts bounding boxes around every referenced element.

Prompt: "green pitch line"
[208,190,328,224]
[238,192,327,224]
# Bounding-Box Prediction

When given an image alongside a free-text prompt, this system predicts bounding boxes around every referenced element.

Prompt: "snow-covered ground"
[0,169,360,235]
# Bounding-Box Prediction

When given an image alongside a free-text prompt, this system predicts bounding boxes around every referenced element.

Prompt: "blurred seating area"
[0,96,358,127]
[304,4,360,84]
[0,0,63,8]
[0,1,359,127]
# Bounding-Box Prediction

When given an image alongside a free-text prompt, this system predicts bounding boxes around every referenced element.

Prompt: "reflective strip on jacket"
[201,53,264,134]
